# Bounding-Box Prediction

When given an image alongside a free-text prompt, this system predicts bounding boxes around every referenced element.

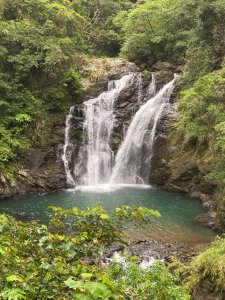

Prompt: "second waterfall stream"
[62,73,178,188]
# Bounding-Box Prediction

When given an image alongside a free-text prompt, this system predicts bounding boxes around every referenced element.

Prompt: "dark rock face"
[152,61,184,73]
[0,160,66,199]
[148,116,219,230]
[0,113,67,198]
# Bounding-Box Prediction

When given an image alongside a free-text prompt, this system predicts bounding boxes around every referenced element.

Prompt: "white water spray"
[82,74,135,185]
[111,75,177,184]
[62,107,76,186]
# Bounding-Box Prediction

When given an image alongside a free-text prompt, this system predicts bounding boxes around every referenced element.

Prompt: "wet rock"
[121,238,209,264]
[202,201,213,211]
[18,170,29,178]
[196,212,217,228]
[0,174,7,184]
[117,101,130,109]
[175,65,184,73]
[24,150,48,171]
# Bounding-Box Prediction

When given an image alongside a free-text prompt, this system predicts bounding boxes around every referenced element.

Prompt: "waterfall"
[110,75,177,184]
[62,106,76,187]
[146,73,156,99]
[82,74,135,185]
[62,72,177,188]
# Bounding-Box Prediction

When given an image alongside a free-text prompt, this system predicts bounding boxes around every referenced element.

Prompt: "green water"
[0,185,215,244]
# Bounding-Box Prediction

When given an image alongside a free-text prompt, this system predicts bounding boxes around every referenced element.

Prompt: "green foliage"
[178,236,225,294]
[110,255,190,300]
[178,69,225,187]
[172,0,225,204]
[115,0,194,64]
[113,0,225,79]
[73,0,134,57]
[47,205,160,256]
[178,71,225,141]
[64,71,83,101]
[0,0,85,168]
[0,0,137,169]
[184,41,217,85]
[0,205,161,299]
[184,0,225,83]
[0,124,30,166]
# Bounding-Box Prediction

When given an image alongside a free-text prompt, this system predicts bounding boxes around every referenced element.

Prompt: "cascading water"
[62,72,177,188]
[82,74,135,185]
[137,73,143,104]
[62,73,138,187]
[110,75,177,184]
[146,73,156,100]
[62,106,76,187]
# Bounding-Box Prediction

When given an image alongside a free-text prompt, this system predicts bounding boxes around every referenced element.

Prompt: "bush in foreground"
[0,205,189,299]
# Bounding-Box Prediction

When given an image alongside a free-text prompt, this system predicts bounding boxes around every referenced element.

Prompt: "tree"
[0,0,84,167]
[184,0,225,83]
[115,0,194,65]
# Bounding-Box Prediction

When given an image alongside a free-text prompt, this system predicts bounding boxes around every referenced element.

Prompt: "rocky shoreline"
[109,238,210,264]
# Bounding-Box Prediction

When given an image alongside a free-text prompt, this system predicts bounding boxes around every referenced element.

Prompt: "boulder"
[196,212,217,228]
[152,61,176,71]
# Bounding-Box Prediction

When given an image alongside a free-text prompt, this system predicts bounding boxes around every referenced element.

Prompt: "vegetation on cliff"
[178,70,225,189]
[0,0,84,167]
[175,235,225,298]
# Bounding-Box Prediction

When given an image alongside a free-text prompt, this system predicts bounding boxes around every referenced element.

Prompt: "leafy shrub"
[0,205,161,299]
[110,254,190,300]
[178,71,225,141]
